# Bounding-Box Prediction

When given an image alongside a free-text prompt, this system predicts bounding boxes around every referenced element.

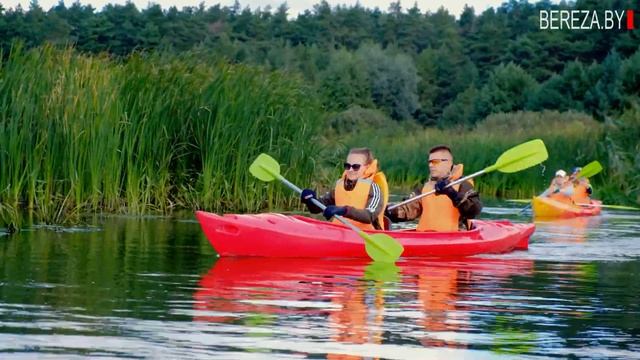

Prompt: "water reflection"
[1,209,639,358]
[194,257,535,357]
[534,216,603,243]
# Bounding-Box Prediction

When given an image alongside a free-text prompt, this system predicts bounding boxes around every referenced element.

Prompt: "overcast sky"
[1,0,510,18]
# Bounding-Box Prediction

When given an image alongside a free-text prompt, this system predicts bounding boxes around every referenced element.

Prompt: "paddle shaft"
[519,188,564,214]
[519,202,533,214]
[273,173,373,236]
[576,202,640,210]
[388,169,486,210]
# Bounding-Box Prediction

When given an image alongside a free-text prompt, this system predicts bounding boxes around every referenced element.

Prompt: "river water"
[1,204,639,359]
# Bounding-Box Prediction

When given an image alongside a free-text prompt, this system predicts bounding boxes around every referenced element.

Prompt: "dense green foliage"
[1,0,639,124]
[1,0,640,228]
[601,106,640,205]
[0,45,321,227]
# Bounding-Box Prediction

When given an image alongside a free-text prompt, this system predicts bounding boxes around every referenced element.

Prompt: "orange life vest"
[571,183,590,203]
[417,164,466,232]
[332,159,388,230]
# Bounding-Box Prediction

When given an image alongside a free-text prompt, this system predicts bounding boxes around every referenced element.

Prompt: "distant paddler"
[540,169,574,201]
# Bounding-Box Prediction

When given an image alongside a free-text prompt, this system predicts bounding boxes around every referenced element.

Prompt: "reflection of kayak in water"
[532,196,601,219]
[195,211,534,257]
[193,258,366,322]
[193,257,535,323]
[193,257,536,356]
[534,216,602,243]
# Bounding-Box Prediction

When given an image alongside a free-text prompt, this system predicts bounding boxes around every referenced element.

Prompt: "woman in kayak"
[300,148,387,230]
[540,169,574,200]
[385,145,482,232]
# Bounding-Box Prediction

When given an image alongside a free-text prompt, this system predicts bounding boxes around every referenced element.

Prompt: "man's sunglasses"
[428,158,449,166]
[344,162,363,171]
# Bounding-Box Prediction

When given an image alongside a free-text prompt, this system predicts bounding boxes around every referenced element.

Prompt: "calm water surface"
[1,204,639,359]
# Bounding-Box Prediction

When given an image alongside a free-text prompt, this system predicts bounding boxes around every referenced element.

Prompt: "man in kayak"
[569,167,593,203]
[540,169,574,200]
[384,145,482,232]
[300,148,387,230]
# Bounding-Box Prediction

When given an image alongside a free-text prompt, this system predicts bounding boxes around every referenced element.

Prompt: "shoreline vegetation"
[0,45,322,229]
[0,45,638,231]
[0,46,637,230]
[1,0,640,229]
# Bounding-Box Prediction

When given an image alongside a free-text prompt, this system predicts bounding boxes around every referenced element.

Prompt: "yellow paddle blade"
[485,139,549,174]
[577,161,603,178]
[363,233,404,263]
[249,153,280,182]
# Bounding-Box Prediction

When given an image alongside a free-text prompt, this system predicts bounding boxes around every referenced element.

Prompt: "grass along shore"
[0,45,322,229]
[2,45,638,230]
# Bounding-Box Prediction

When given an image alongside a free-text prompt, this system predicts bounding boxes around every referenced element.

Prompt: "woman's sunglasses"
[343,162,362,171]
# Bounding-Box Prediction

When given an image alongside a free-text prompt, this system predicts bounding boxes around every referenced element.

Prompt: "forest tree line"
[1,0,639,127]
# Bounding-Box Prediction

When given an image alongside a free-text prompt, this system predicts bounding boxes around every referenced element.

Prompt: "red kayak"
[195,211,534,258]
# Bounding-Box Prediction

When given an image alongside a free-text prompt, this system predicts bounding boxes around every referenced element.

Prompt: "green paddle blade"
[485,139,549,174]
[601,204,640,211]
[249,153,280,182]
[363,261,400,282]
[363,233,404,263]
[577,203,640,211]
[577,161,603,178]
[507,199,532,204]
[249,152,404,263]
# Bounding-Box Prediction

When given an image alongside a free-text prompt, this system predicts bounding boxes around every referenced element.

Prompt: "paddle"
[509,199,534,215]
[388,139,549,210]
[576,161,603,179]
[249,153,404,263]
[576,203,640,211]
[507,199,533,204]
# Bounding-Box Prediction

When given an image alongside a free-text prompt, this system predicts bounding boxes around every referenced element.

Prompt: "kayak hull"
[532,196,601,219]
[195,211,534,258]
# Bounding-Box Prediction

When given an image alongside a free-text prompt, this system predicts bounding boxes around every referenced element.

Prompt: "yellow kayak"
[532,196,602,218]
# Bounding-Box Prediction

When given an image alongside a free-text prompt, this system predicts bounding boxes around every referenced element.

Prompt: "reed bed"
[0,44,322,227]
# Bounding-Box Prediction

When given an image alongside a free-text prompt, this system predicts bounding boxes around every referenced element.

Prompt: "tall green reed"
[191,62,322,213]
[0,43,323,227]
[600,106,640,205]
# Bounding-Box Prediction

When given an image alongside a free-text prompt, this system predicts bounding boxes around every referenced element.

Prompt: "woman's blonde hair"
[348,147,374,165]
